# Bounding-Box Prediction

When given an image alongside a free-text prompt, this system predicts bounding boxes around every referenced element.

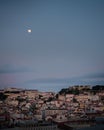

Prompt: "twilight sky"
[0,0,104,92]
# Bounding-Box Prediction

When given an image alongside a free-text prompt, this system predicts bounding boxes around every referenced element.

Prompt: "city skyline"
[0,0,104,92]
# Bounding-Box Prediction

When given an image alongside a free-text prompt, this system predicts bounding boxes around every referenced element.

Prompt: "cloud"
[26,72,104,88]
[26,78,71,84]
[21,76,104,92]
[0,64,33,74]
[26,72,104,85]
[82,73,104,79]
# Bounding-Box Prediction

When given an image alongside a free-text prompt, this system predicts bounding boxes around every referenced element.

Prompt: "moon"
[27,29,32,33]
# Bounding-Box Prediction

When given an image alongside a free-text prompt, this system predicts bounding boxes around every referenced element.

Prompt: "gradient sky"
[0,0,104,92]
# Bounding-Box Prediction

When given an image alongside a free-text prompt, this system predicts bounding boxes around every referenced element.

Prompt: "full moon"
[27,29,32,33]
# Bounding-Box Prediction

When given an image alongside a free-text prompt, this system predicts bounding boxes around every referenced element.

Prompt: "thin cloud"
[82,73,104,79]
[26,73,104,86]
[25,77,87,85]
[26,78,70,84]
[0,64,33,74]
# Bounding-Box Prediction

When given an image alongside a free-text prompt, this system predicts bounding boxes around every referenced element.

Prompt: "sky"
[0,0,104,92]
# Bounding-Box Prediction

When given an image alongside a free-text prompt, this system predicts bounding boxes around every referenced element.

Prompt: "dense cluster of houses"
[0,86,104,129]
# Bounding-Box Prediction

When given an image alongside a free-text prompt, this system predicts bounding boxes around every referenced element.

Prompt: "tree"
[16,96,25,104]
[92,85,104,90]
[56,94,59,99]
[29,103,37,113]
[47,97,53,102]
[73,98,78,103]
[0,93,8,101]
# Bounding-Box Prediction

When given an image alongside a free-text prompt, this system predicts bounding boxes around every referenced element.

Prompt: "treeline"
[92,85,104,90]
[59,85,104,95]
